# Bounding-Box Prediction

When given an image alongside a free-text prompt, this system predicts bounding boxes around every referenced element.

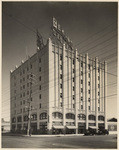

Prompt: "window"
[39,85,41,90]
[73,104,75,108]
[81,80,83,84]
[27,67,29,71]
[73,86,75,91]
[20,94,22,98]
[23,77,25,81]
[88,90,90,94]
[23,100,25,104]
[60,84,62,89]
[14,90,16,94]
[20,72,22,76]
[98,92,100,96]
[98,68,100,73]
[27,83,29,87]
[88,98,90,102]
[20,79,22,83]
[24,115,28,121]
[73,77,75,82]
[88,106,90,110]
[60,93,62,98]
[98,84,100,88]
[20,101,22,105]
[17,116,22,122]
[81,88,83,93]
[66,113,75,119]
[60,65,62,70]
[88,82,90,86]
[23,85,25,89]
[78,114,86,120]
[27,75,29,79]
[39,58,41,63]
[81,71,83,76]
[81,105,83,109]
[39,67,41,72]
[98,76,100,80]
[60,55,62,60]
[14,96,16,100]
[73,59,75,65]
[39,76,41,81]
[31,114,37,121]
[73,69,75,73]
[73,95,75,100]
[98,107,100,111]
[39,94,41,99]
[81,61,83,67]
[27,91,29,95]
[98,99,100,103]
[88,73,90,78]
[30,64,32,69]
[40,113,47,120]
[60,102,63,107]
[39,103,41,109]
[88,64,90,70]
[60,74,62,79]
[20,109,22,113]
[81,96,83,101]
[89,115,96,120]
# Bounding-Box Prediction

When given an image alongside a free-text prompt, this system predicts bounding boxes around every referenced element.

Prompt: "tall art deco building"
[10,18,107,134]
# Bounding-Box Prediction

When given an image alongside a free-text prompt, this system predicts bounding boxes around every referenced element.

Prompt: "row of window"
[12,114,105,123]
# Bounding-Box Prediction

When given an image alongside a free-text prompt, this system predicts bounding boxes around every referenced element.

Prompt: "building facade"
[10,38,107,134]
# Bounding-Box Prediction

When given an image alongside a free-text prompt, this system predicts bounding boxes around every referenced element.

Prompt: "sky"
[2,2,117,121]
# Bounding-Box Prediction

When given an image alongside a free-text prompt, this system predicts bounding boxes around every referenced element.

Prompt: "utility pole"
[27,73,35,136]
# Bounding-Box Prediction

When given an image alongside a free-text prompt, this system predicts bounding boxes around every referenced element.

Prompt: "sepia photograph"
[2,1,117,149]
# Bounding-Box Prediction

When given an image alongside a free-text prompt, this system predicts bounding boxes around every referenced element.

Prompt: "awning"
[53,126,64,129]
[89,126,97,129]
[66,126,77,129]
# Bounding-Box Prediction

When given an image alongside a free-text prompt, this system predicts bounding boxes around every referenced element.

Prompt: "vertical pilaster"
[95,57,98,130]
[99,63,102,112]
[75,49,79,134]
[104,61,107,129]
[85,53,88,130]
[48,38,53,133]
[63,44,66,130]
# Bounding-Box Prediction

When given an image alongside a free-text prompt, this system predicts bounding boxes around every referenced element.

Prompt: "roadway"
[2,134,117,148]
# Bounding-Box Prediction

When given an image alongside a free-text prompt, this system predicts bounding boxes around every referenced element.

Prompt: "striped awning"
[53,126,64,129]
[66,126,77,129]
[89,126,97,129]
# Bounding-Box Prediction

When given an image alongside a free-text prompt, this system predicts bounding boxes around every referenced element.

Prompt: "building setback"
[10,38,107,134]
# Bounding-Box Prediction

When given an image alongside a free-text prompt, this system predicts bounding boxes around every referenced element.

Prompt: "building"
[10,18,107,134]
[107,118,117,134]
[1,118,10,133]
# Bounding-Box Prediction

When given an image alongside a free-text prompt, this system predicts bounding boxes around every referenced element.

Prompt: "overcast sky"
[2,2,117,121]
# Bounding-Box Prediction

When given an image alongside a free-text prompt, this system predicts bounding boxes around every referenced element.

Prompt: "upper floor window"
[39,76,41,81]
[39,58,41,63]
[40,112,47,120]
[60,55,62,61]
[66,113,75,119]
[73,59,75,65]
[81,61,83,67]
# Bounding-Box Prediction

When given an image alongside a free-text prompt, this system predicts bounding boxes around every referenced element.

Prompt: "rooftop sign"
[52,17,73,50]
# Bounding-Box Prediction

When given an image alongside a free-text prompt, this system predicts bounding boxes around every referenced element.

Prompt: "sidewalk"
[23,134,84,137]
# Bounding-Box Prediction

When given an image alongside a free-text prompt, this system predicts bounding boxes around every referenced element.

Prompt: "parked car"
[84,128,109,136]
[84,129,96,136]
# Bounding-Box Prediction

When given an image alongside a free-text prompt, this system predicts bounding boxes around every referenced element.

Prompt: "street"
[2,134,117,148]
